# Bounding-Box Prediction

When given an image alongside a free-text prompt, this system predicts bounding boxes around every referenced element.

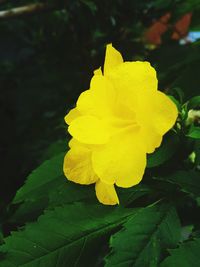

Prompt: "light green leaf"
[0,203,137,267]
[160,238,200,267]
[105,205,181,267]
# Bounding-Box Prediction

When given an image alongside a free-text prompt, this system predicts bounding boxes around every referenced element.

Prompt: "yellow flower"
[63,44,178,205]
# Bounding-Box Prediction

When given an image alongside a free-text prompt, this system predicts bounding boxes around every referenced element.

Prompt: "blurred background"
[1,0,200,206]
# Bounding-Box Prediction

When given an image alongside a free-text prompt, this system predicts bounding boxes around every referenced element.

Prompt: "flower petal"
[64,108,81,125]
[104,44,123,75]
[141,127,163,154]
[107,61,158,94]
[95,180,119,205]
[94,67,102,75]
[68,115,110,144]
[137,91,178,153]
[68,138,79,148]
[63,141,98,185]
[92,129,146,187]
[138,90,178,139]
[151,91,178,135]
[77,76,116,118]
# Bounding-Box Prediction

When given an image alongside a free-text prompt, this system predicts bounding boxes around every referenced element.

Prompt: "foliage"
[0,203,135,267]
[160,238,200,267]
[1,0,200,266]
[105,205,181,267]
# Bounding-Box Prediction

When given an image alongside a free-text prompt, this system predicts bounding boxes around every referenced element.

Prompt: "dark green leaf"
[105,205,181,267]
[155,171,200,198]
[116,185,151,206]
[168,95,181,111]
[81,0,97,13]
[180,225,193,242]
[194,140,200,165]
[11,181,97,224]
[160,238,200,267]
[10,153,150,224]
[10,153,67,224]
[147,132,180,168]
[187,96,200,110]
[39,139,66,163]
[13,153,65,204]
[187,126,200,139]
[11,153,96,224]
[0,232,3,245]
[10,154,97,223]
[0,203,136,267]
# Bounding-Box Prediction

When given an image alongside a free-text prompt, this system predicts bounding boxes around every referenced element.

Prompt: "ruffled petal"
[68,138,80,148]
[63,141,98,185]
[151,91,178,135]
[107,61,158,94]
[94,67,102,75]
[77,76,116,118]
[141,127,163,154]
[68,115,110,144]
[137,90,178,144]
[64,108,81,125]
[104,44,123,75]
[95,180,119,205]
[92,128,146,187]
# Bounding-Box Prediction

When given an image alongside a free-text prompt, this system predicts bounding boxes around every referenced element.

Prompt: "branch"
[0,3,57,19]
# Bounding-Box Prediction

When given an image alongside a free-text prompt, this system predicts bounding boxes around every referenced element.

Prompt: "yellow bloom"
[63,44,178,205]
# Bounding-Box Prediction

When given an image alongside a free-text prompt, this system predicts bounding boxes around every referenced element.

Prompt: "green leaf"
[147,132,180,168]
[12,184,149,225]
[187,96,200,110]
[168,95,181,111]
[0,232,3,245]
[160,238,200,267]
[48,182,95,208]
[105,205,181,267]
[10,199,49,225]
[155,171,200,198]
[13,153,65,204]
[10,181,97,224]
[39,139,66,163]
[116,185,151,206]
[0,203,137,267]
[47,181,151,209]
[10,152,97,223]
[10,153,67,224]
[194,140,200,165]
[80,0,97,14]
[10,153,150,224]
[180,225,194,242]
[187,126,200,139]
[171,60,200,100]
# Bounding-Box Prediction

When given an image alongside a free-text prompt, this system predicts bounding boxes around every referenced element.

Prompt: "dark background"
[1,0,200,205]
